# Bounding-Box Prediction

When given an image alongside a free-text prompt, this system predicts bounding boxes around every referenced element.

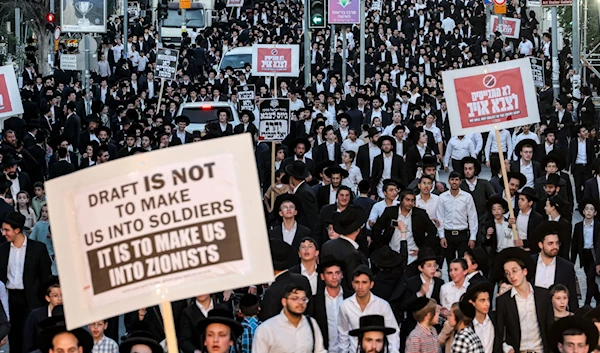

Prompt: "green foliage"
[558,4,600,51]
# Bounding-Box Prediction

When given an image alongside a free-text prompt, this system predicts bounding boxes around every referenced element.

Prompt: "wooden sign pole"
[495,128,519,241]
[271,141,276,210]
[161,301,179,353]
[157,78,166,111]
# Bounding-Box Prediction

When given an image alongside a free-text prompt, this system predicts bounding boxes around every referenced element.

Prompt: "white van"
[177,101,240,133]
[161,0,213,46]
[217,46,253,72]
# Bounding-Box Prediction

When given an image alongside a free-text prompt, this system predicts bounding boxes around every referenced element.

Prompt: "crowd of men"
[3,0,600,351]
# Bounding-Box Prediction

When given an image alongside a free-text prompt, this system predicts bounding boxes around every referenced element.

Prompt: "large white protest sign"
[46,134,273,329]
[0,65,24,120]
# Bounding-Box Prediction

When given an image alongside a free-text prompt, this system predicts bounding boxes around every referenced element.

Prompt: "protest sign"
[542,0,572,5]
[489,15,521,39]
[259,98,290,141]
[0,65,24,120]
[226,0,244,6]
[530,57,545,88]
[46,134,273,329]
[251,45,300,77]
[371,0,382,11]
[328,0,360,24]
[441,58,540,136]
[155,48,180,81]
[237,85,256,112]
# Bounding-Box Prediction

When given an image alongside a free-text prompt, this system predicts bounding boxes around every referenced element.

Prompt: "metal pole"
[329,24,335,71]
[15,8,22,74]
[342,26,347,87]
[182,9,187,33]
[552,7,560,100]
[359,0,365,84]
[582,0,588,82]
[85,35,90,114]
[573,0,580,75]
[152,0,158,26]
[50,0,54,14]
[303,0,311,87]
[123,0,128,58]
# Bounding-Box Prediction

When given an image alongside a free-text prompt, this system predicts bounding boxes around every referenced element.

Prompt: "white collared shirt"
[416,194,439,222]
[392,209,416,263]
[325,287,344,353]
[195,299,214,317]
[301,263,318,295]
[507,284,543,352]
[534,256,556,289]
[7,236,27,290]
[516,209,531,240]
[377,153,394,198]
[292,181,306,194]
[494,219,513,252]
[436,189,479,240]
[253,311,326,353]
[520,160,535,188]
[326,142,336,161]
[444,136,475,167]
[473,314,495,353]
[367,200,399,230]
[368,143,382,173]
[576,139,587,164]
[440,280,469,309]
[584,220,594,249]
[282,221,298,246]
[329,185,337,205]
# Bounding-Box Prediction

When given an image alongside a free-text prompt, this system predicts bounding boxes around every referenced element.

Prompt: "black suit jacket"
[370,154,408,192]
[258,271,313,322]
[316,185,336,212]
[23,305,47,353]
[313,280,351,349]
[399,275,443,333]
[494,286,554,353]
[583,176,600,200]
[315,142,342,165]
[531,254,578,311]
[48,160,76,179]
[233,123,258,136]
[27,145,48,179]
[130,300,188,342]
[405,145,435,182]
[514,209,544,249]
[179,302,208,353]
[290,183,319,232]
[269,223,312,252]
[320,237,368,293]
[371,206,437,251]
[509,160,542,181]
[568,138,595,171]
[356,143,375,181]
[571,220,600,266]
[0,238,51,308]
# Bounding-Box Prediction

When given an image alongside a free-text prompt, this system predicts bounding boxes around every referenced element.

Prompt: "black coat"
[23,305,47,353]
[63,113,82,149]
[568,138,595,171]
[290,182,318,232]
[316,185,337,211]
[399,275,443,334]
[27,145,48,179]
[494,286,554,353]
[320,237,368,293]
[371,206,437,252]
[369,154,409,192]
[356,143,376,181]
[233,123,258,136]
[583,176,600,200]
[571,220,600,267]
[531,254,578,311]
[315,142,342,165]
[0,238,51,308]
[269,223,312,252]
[130,300,188,342]
[312,280,351,349]
[48,160,76,179]
[258,271,313,322]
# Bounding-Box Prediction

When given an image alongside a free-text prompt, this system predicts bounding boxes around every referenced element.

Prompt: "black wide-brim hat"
[486,195,508,213]
[4,211,26,230]
[549,316,599,353]
[175,115,191,125]
[273,193,302,215]
[465,247,489,270]
[285,160,310,180]
[416,247,437,265]
[349,315,396,337]
[0,174,12,189]
[197,308,244,337]
[458,296,476,319]
[119,332,163,353]
[336,113,352,125]
[460,156,481,175]
[464,281,495,302]
[240,110,255,122]
[530,221,561,251]
[499,172,526,189]
[541,151,567,171]
[579,198,600,217]
[324,166,349,179]
[371,245,402,268]
[333,206,367,236]
[541,173,566,187]
[0,154,22,170]
[514,138,538,156]
[377,135,396,150]
[289,137,311,153]
[520,186,540,202]
[492,247,535,282]
[318,255,346,274]
[417,155,439,168]
[269,238,297,270]
[37,316,94,353]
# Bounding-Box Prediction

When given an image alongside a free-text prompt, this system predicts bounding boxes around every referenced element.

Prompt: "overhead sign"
[0,65,24,120]
[441,58,540,135]
[238,85,256,112]
[46,134,273,329]
[226,0,244,7]
[258,98,290,141]
[155,48,180,81]
[61,0,107,33]
[530,58,545,88]
[489,15,521,39]
[494,4,506,14]
[370,0,382,11]
[60,54,79,70]
[542,0,572,5]
[180,0,191,8]
[251,44,300,77]
[328,0,360,24]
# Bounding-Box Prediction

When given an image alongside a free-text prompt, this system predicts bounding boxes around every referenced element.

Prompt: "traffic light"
[158,0,169,20]
[309,0,325,28]
[45,13,56,32]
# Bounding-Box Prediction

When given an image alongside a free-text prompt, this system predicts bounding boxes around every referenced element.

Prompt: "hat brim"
[499,172,526,189]
[579,198,600,217]
[349,326,396,337]
[486,197,508,212]
[197,317,244,337]
[460,156,481,175]
[377,136,397,150]
[290,138,311,154]
[119,337,163,353]
[514,138,538,156]
[333,207,367,235]
[38,327,93,353]
[492,247,535,282]
[284,163,310,180]
[324,166,349,179]
[550,317,599,353]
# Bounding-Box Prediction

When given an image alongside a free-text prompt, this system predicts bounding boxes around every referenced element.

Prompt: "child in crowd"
[15,190,35,234]
[239,294,261,353]
[437,302,458,352]
[88,319,119,353]
[440,259,469,310]
[551,284,574,321]
[405,297,441,353]
[32,182,46,218]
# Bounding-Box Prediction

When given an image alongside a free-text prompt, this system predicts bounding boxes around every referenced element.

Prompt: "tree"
[0,0,57,76]
[558,5,600,52]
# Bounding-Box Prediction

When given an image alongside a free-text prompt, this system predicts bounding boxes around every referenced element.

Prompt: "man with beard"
[78,115,101,155]
[459,156,495,233]
[316,166,348,210]
[95,145,110,165]
[356,128,381,182]
[370,136,408,198]
[253,284,326,353]
[349,315,397,353]
[491,172,525,217]
[1,154,32,196]
[117,131,138,159]
[534,173,570,220]
[531,222,578,311]
[0,130,17,155]
[535,152,573,204]
[280,138,315,183]
[97,126,118,160]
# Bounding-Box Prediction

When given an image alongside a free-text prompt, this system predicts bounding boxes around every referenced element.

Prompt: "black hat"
[492,247,535,282]
[579,198,600,217]
[290,137,311,153]
[197,308,244,337]
[27,119,42,129]
[399,91,411,98]
[377,135,396,150]
[349,315,397,336]
[416,247,437,266]
[285,160,310,180]
[86,115,101,123]
[119,332,162,353]
[97,125,112,137]
[336,113,352,125]
[465,247,489,271]
[550,317,599,353]
[499,172,526,189]
[273,193,301,215]
[318,255,345,274]
[460,156,481,176]
[240,110,255,122]
[269,238,297,270]
[371,245,403,269]
[514,138,538,156]
[520,186,540,202]
[119,117,132,125]
[410,297,431,312]
[239,293,259,309]
[542,127,557,136]
[0,154,22,169]
[458,295,476,319]
[530,221,561,250]
[315,160,336,178]
[541,151,566,171]
[581,86,592,96]
[3,211,25,230]
[0,174,12,189]
[548,194,568,213]
[367,127,380,138]
[541,173,566,187]
[333,206,367,235]
[486,195,508,212]
[324,166,349,179]
[37,316,94,353]
[417,155,439,168]
[175,115,191,125]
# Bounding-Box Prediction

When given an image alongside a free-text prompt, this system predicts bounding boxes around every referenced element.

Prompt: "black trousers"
[451,158,463,177]
[444,230,469,267]
[8,289,29,353]
[573,164,592,203]
[582,249,599,305]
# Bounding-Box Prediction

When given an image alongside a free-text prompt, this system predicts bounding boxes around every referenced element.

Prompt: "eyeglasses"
[281,206,296,211]
[300,245,315,250]
[504,268,522,277]
[286,296,310,303]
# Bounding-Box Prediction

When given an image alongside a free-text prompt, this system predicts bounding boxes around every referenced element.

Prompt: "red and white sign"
[226,0,244,7]
[54,26,61,40]
[489,15,521,38]
[0,65,24,121]
[251,44,300,77]
[441,58,540,135]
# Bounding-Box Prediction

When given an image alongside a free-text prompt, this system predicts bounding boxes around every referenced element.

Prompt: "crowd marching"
[2,0,600,352]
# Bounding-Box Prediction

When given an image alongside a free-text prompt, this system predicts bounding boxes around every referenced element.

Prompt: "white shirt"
[534,255,556,289]
[576,139,588,164]
[7,236,27,290]
[253,311,327,353]
[516,209,531,240]
[584,220,594,249]
[485,129,513,161]
[506,284,543,352]
[195,299,214,318]
[520,160,535,188]
[545,142,554,155]
[325,288,344,353]
[436,189,479,240]
[368,200,399,230]
[340,163,363,191]
[10,176,21,200]
[338,294,400,353]
[440,280,469,309]
[473,315,495,353]
[416,194,439,222]
[494,219,513,252]
[377,154,394,198]
[301,263,318,295]
[393,209,419,264]
[341,139,365,154]
[368,143,382,174]
[329,185,338,205]
[416,274,435,298]
[326,142,336,161]
[282,222,298,246]
[444,136,475,167]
